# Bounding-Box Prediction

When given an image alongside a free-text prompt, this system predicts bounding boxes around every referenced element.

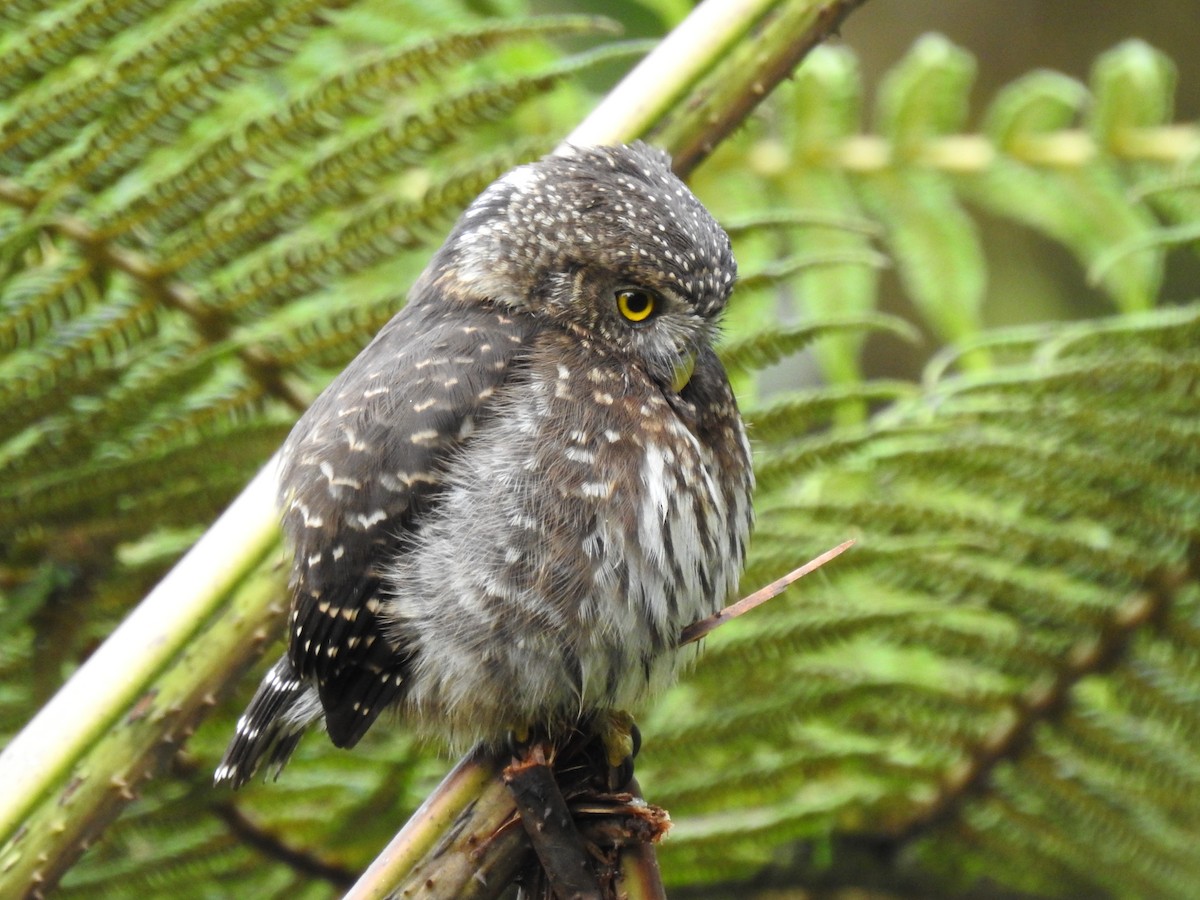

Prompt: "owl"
[215,142,753,788]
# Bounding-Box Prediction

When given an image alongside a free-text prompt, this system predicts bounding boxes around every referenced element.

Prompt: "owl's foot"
[505,724,532,756]
[597,710,641,790]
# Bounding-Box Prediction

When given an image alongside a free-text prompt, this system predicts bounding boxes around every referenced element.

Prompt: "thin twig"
[680,540,856,646]
[213,801,356,889]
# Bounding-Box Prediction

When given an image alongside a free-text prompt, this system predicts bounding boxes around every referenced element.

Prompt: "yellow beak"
[671,352,697,393]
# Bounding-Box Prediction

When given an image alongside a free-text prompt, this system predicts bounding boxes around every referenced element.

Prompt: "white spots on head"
[331,544,345,561]
[413,397,438,413]
[498,163,540,192]
[409,429,440,446]
[442,144,735,324]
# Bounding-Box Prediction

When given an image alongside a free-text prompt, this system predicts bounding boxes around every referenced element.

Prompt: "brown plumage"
[215,143,753,788]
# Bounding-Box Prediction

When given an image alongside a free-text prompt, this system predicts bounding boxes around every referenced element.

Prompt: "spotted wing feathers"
[216,299,529,784]
[214,657,319,788]
[282,299,528,744]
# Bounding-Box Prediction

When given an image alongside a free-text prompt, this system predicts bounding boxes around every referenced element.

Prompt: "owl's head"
[427,142,736,390]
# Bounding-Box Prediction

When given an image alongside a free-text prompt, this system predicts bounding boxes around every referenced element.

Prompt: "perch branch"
[504,744,604,900]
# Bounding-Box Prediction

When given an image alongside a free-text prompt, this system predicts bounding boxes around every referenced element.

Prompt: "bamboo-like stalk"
[563,0,780,153]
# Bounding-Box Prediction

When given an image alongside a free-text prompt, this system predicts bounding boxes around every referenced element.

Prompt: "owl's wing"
[279,298,529,746]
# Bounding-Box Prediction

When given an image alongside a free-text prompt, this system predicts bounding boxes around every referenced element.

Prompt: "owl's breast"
[382,330,753,744]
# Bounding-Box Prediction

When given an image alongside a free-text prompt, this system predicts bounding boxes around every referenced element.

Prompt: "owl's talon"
[597,711,640,789]
[504,725,535,761]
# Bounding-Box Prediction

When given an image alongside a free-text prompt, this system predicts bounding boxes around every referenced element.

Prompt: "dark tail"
[214,656,322,789]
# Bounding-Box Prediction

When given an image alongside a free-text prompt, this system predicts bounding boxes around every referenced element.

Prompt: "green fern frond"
[746,381,916,440]
[0,0,175,104]
[0,254,94,353]
[0,0,283,177]
[115,374,269,461]
[644,299,1200,896]
[95,14,619,238]
[1,415,286,535]
[0,283,158,433]
[0,339,215,478]
[160,50,632,274]
[719,314,917,373]
[0,0,54,32]
[199,147,540,317]
[861,170,987,348]
[251,289,403,371]
[41,0,336,193]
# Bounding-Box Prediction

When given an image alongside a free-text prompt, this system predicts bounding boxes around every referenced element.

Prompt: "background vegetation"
[1,0,1198,896]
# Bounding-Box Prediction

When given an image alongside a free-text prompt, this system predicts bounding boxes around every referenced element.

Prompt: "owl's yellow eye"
[616,288,656,323]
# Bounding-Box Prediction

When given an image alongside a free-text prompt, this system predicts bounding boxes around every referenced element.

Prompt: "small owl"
[215,142,754,788]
